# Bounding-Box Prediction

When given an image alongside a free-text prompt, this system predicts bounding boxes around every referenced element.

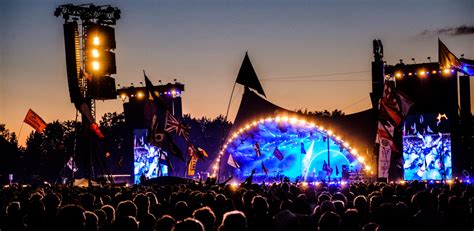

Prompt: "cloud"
[419,25,474,37]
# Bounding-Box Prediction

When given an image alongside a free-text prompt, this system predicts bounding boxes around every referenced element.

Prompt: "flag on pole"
[273,146,284,161]
[235,52,266,97]
[439,39,474,75]
[227,154,240,169]
[187,142,208,160]
[23,109,47,133]
[262,161,268,175]
[187,154,198,176]
[439,39,462,70]
[165,111,190,140]
[164,133,184,161]
[300,142,306,154]
[144,73,167,147]
[254,142,262,157]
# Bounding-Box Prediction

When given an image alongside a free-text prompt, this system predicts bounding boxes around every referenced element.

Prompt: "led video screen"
[134,129,168,184]
[403,113,452,180]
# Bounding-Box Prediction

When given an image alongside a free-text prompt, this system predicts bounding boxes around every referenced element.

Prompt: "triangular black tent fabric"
[235,52,266,97]
[225,87,376,169]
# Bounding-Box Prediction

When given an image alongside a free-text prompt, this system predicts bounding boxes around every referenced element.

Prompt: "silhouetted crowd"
[0,179,473,231]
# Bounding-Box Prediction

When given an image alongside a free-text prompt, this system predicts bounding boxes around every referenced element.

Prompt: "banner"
[187,154,198,176]
[227,154,240,169]
[378,137,392,178]
[23,109,47,133]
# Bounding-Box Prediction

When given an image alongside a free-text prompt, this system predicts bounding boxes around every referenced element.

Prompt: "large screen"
[403,113,452,180]
[134,129,168,184]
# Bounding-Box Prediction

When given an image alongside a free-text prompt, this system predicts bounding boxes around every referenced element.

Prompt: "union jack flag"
[165,111,190,140]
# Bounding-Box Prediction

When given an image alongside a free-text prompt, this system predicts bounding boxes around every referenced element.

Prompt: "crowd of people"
[0,179,473,231]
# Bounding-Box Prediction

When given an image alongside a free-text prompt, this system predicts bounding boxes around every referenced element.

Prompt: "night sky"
[1,0,473,145]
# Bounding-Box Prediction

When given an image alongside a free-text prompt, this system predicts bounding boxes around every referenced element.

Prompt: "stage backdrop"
[222,117,365,181]
[403,113,452,180]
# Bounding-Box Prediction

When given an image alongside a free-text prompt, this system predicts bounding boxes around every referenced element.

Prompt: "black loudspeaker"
[88,76,117,100]
[63,22,82,103]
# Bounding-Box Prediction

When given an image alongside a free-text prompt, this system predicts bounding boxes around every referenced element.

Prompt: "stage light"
[365,165,371,171]
[350,149,358,155]
[289,117,298,124]
[275,117,281,122]
[357,156,365,163]
[231,182,239,189]
[341,181,347,186]
[259,119,265,124]
[343,142,349,147]
[282,116,289,122]
[395,72,402,78]
[120,94,126,100]
[446,180,453,184]
[171,90,176,95]
[418,70,426,76]
[92,49,99,57]
[301,182,308,188]
[408,72,413,76]
[93,36,100,45]
[136,92,144,99]
[443,69,450,74]
[432,70,437,74]
[92,61,100,70]
[327,130,333,135]
[399,180,405,185]
[85,24,117,77]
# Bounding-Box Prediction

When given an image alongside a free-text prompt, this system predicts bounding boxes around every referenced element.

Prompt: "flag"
[254,142,262,157]
[439,39,474,76]
[300,142,306,154]
[187,142,208,160]
[197,147,208,158]
[227,154,240,169]
[378,137,392,178]
[439,39,462,70]
[165,111,190,140]
[262,161,268,175]
[376,121,395,143]
[235,52,266,97]
[144,73,167,146]
[273,146,284,161]
[90,123,104,139]
[164,133,184,161]
[396,91,414,117]
[187,154,198,176]
[379,80,403,126]
[23,109,47,133]
[336,165,339,176]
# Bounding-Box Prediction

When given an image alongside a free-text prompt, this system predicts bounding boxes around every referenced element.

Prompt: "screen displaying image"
[403,113,452,180]
[134,129,168,184]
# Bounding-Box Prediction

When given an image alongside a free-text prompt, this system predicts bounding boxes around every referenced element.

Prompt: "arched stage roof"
[211,88,376,180]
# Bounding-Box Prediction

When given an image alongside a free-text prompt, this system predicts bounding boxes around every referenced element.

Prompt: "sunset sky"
[1,0,473,145]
